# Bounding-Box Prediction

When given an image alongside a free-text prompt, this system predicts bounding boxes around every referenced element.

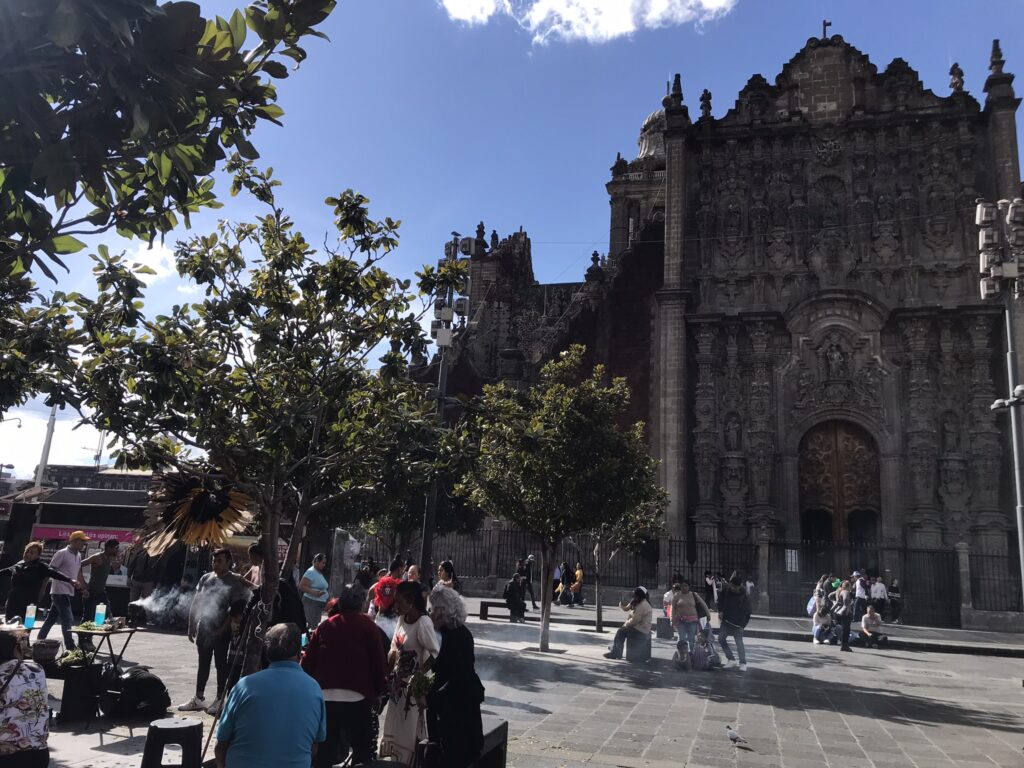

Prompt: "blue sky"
[4,0,1024,478]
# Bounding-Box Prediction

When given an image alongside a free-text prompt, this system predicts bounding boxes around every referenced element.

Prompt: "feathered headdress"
[142,473,253,555]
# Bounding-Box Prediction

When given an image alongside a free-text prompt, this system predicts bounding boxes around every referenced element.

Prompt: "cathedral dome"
[636,107,666,162]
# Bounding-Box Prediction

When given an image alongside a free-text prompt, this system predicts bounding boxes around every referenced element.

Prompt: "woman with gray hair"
[425,585,484,767]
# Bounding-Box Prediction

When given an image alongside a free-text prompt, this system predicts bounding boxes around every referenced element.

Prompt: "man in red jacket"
[302,584,388,767]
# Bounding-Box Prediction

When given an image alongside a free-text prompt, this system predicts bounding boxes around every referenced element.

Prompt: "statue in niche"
[724,413,742,451]
[826,344,847,379]
[942,413,960,453]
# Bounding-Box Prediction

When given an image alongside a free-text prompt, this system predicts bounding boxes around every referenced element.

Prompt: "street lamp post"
[978,197,1024,599]
[418,232,472,576]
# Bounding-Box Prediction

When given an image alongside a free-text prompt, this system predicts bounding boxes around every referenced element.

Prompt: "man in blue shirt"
[215,623,326,768]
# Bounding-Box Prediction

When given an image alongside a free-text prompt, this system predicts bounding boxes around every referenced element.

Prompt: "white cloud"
[128,241,177,283]
[1,407,107,480]
[439,0,736,43]
[175,283,202,296]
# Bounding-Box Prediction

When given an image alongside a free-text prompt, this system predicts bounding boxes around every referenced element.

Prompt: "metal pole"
[419,345,449,576]
[419,236,458,575]
[1005,285,1024,598]
[34,404,57,489]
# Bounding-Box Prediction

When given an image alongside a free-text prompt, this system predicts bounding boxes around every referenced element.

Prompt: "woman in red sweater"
[301,584,388,767]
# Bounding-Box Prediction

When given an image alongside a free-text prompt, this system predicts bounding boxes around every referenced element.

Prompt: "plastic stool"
[141,717,203,768]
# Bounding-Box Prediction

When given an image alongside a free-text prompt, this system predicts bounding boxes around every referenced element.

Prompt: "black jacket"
[718,586,752,629]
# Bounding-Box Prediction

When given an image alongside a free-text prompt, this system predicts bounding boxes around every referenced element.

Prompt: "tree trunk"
[241,491,283,676]
[539,541,556,652]
[283,498,312,576]
[594,539,604,633]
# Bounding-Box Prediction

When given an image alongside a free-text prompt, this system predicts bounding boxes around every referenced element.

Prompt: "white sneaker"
[739,663,748,672]
[724,659,737,669]
[177,696,206,712]
[813,639,822,644]
[206,698,222,716]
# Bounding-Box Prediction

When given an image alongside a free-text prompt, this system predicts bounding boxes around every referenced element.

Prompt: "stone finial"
[490,229,499,250]
[991,39,1005,74]
[585,251,605,283]
[949,62,964,93]
[700,88,712,118]
[662,73,683,109]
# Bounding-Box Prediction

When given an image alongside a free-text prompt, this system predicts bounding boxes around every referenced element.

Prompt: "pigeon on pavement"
[726,725,748,745]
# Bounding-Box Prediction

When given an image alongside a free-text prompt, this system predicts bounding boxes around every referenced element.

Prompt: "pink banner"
[31,526,136,544]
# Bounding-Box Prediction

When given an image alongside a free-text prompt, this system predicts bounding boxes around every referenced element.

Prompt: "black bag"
[100,667,171,720]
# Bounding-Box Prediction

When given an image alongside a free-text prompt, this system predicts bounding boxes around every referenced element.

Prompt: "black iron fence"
[971,552,1023,612]
[352,528,1023,628]
[768,541,961,628]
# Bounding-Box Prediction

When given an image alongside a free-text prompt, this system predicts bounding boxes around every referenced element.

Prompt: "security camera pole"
[419,232,472,576]
[978,197,1024,595]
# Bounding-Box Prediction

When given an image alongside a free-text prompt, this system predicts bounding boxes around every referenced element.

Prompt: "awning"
[31,525,136,544]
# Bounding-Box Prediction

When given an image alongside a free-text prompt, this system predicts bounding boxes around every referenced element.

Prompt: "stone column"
[955,541,972,619]
[902,316,941,547]
[756,525,771,614]
[655,74,691,539]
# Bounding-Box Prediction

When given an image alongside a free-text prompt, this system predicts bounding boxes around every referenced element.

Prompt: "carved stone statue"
[724,413,742,451]
[826,344,847,379]
[942,413,960,453]
[949,62,964,93]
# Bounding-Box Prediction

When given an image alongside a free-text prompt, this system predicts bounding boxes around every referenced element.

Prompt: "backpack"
[806,595,817,616]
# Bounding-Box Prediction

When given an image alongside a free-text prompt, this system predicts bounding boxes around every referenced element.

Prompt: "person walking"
[829,579,855,652]
[2,541,76,623]
[717,576,751,671]
[79,538,122,650]
[703,570,715,609]
[302,584,388,768]
[870,576,889,618]
[519,555,538,609]
[379,582,439,765]
[36,531,89,652]
[570,562,584,606]
[603,587,653,660]
[215,623,326,768]
[436,560,462,593]
[852,571,869,621]
[426,585,485,768]
[298,554,330,632]
[670,580,710,659]
[179,548,251,715]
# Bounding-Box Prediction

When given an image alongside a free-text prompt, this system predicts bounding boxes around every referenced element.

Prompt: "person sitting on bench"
[604,587,652,660]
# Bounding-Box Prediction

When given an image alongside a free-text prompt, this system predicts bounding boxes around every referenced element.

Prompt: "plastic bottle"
[24,604,36,630]
[94,603,107,625]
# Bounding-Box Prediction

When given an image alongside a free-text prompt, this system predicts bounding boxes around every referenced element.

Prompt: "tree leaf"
[50,235,87,254]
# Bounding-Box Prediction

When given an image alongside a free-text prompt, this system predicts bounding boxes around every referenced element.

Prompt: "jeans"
[303,598,324,631]
[524,580,537,607]
[38,593,75,649]
[609,626,644,658]
[812,624,835,643]
[316,699,374,768]
[676,620,699,655]
[840,613,853,649]
[718,622,746,664]
[196,632,231,700]
[853,597,866,621]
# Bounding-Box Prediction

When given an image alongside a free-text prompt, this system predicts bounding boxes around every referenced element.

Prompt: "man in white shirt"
[870,577,889,617]
[37,531,87,651]
[852,571,868,621]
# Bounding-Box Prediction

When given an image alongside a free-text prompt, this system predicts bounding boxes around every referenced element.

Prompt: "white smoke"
[438,0,738,43]
[131,586,194,626]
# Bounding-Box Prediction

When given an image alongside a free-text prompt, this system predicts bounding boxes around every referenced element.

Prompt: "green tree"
[65,161,465,660]
[459,345,665,651]
[1,0,335,410]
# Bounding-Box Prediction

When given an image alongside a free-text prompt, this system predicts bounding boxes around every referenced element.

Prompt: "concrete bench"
[479,601,509,620]
[474,715,508,767]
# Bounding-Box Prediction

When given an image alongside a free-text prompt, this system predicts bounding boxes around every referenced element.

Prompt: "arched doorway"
[798,420,881,543]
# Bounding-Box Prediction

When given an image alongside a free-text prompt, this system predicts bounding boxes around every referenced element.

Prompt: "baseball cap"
[69,531,90,542]
[852,571,862,577]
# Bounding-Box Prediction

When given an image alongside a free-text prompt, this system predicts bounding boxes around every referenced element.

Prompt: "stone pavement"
[46,618,1024,768]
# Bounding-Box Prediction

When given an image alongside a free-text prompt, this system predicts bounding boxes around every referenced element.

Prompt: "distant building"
[38,464,153,492]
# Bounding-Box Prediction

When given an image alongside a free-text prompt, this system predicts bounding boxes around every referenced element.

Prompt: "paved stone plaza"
[46,614,1023,768]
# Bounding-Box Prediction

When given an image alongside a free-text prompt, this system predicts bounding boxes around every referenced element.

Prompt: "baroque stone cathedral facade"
[447,35,1023,558]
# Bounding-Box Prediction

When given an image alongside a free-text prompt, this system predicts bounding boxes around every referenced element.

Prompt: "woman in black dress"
[426,584,484,767]
[3,541,74,622]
